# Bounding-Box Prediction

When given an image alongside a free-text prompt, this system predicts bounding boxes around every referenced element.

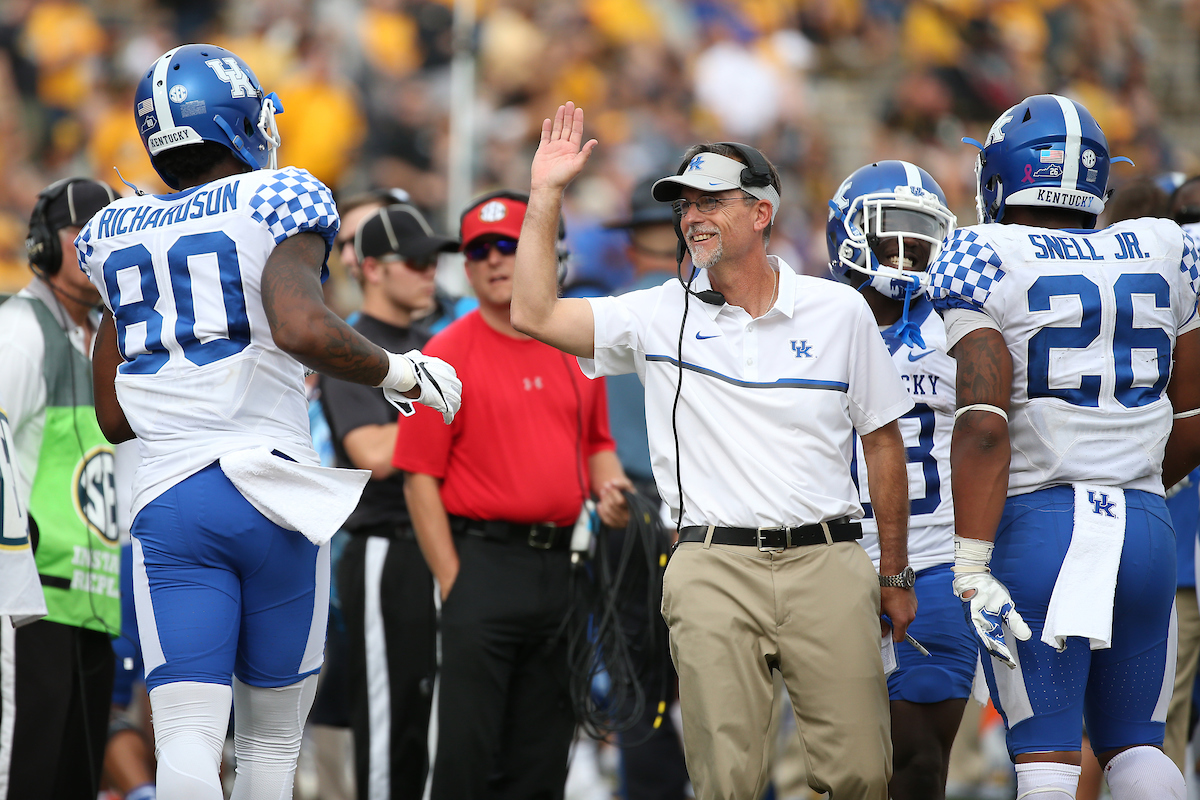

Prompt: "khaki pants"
[1165,587,1200,771]
[662,539,891,800]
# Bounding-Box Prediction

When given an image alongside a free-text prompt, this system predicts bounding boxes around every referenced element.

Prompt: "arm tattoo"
[261,233,389,385]
[954,330,1011,409]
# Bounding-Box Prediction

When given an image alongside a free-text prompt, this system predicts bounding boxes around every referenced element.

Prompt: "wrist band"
[952,535,993,573]
[954,403,1008,422]
[377,352,416,392]
[1174,407,1200,420]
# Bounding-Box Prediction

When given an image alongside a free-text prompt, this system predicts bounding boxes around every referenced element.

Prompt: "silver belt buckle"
[756,526,788,552]
[528,523,557,549]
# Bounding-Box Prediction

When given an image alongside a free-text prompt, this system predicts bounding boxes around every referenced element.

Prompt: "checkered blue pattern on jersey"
[249,167,339,248]
[75,223,96,273]
[1182,229,1200,290]
[928,228,1006,312]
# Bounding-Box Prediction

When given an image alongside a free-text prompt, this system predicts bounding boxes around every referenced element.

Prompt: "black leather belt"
[450,516,573,550]
[348,523,417,541]
[678,518,861,551]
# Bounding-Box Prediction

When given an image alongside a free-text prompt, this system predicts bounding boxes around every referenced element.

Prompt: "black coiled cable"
[562,490,672,744]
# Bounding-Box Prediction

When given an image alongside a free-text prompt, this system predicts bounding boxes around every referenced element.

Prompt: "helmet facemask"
[838,188,955,299]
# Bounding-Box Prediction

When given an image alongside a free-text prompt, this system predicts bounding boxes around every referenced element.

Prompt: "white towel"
[219,447,370,545]
[1041,484,1126,652]
[1,544,47,626]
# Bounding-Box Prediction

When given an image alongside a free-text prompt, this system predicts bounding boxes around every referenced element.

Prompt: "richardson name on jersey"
[93,181,240,240]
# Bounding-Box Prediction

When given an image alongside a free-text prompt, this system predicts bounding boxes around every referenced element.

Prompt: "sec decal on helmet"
[964,94,1133,225]
[134,44,284,189]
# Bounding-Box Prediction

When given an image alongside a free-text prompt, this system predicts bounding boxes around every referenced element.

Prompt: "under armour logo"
[205,57,257,99]
[1087,491,1117,518]
[791,340,813,358]
[522,376,544,391]
[686,155,704,172]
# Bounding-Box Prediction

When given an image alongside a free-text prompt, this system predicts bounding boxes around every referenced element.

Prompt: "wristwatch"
[879,565,916,589]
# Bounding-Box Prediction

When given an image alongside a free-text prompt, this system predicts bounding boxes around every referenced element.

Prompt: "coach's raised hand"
[530,101,597,193]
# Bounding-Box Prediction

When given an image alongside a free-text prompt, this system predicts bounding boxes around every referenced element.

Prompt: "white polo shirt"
[582,257,913,529]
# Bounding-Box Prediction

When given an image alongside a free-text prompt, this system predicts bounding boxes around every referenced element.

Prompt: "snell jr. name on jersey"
[1028,230,1148,261]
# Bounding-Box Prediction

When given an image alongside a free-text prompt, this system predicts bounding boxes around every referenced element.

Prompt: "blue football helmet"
[966,94,1131,225]
[134,44,283,189]
[827,160,956,300]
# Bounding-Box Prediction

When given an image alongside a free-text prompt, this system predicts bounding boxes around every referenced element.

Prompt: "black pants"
[429,534,576,800]
[0,619,114,800]
[340,534,437,800]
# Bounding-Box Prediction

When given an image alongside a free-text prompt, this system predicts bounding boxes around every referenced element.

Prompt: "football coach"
[510,102,918,800]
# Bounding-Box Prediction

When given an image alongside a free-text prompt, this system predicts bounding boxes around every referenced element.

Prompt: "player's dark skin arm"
[260,232,416,395]
[1163,328,1200,487]
[951,328,1084,767]
[92,308,135,444]
[948,328,1012,546]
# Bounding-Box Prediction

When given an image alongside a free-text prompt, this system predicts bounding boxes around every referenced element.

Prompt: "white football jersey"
[929,218,1200,496]
[77,167,339,516]
[853,297,955,571]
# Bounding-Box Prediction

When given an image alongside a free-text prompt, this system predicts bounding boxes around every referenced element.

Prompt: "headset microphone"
[691,288,725,305]
[673,204,724,306]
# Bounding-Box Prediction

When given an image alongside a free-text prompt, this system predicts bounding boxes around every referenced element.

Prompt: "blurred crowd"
[1,0,1199,299]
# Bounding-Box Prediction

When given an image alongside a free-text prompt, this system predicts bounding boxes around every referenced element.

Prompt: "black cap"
[45,179,118,230]
[355,204,460,264]
[603,176,677,229]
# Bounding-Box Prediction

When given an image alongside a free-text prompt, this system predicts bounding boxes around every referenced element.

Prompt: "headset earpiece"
[26,178,78,277]
[713,142,773,189]
[26,177,115,278]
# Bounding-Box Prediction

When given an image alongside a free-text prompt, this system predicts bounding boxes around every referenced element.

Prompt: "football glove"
[952,535,1031,670]
[379,351,462,425]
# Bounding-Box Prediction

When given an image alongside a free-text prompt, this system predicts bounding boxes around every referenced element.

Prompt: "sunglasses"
[464,237,519,261]
[380,254,439,272]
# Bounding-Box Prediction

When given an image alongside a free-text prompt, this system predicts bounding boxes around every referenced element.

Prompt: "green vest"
[23,297,120,634]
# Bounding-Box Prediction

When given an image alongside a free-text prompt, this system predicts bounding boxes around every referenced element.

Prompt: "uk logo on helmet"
[206,57,257,99]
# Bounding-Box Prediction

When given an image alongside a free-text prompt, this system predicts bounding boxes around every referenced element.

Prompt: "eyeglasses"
[463,237,519,261]
[671,194,754,216]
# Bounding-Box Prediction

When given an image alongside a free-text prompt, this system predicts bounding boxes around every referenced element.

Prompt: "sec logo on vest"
[73,446,118,545]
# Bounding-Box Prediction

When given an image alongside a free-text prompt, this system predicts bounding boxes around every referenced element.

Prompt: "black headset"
[669,142,775,305]
[667,142,775,530]
[26,178,116,278]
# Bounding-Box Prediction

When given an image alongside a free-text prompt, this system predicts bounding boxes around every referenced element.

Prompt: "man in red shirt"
[395,191,630,800]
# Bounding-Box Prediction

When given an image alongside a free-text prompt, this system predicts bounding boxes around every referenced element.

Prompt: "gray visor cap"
[651,152,780,222]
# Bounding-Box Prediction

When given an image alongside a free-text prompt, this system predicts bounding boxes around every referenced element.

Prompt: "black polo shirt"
[320,314,430,535]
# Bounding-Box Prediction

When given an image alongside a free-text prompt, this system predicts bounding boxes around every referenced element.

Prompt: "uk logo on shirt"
[791,340,814,358]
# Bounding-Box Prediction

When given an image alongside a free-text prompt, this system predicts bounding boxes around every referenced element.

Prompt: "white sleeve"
[0,301,46,436]
[846,299,913,435]
[578,288,660,379]
[942,307,1002,351]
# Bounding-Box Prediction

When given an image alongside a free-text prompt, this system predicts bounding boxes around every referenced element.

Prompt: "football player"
[828,160,973,800]
[929,94,1200,800]
[80,44,461,798]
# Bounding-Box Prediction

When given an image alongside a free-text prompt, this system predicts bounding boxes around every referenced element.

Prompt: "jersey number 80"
[102,231,251,374]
